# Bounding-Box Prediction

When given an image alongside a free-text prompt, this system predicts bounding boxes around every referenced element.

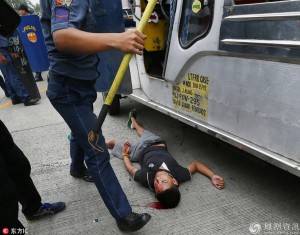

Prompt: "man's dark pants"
[0,120,42,229]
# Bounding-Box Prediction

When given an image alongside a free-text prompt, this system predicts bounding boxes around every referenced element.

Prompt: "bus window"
[179,0,214,48]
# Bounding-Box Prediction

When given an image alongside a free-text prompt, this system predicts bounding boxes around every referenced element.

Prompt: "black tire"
[102,93,121,116]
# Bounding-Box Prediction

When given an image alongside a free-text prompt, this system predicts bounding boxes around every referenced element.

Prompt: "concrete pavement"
[0,76,300,235]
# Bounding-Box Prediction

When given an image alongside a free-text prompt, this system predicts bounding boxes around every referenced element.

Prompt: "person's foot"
[24,97,39,106]
[34,72,43,82]
[127,109,137,129]
[11,99,22,105]
[116,212,151,232]
[105,139,116,149]
[25,202,66,221]
[70,169,93,182]
[34,76,43,82]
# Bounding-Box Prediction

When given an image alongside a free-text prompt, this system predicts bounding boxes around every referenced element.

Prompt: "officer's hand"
[118,30,147,55]
[0,53,8,65]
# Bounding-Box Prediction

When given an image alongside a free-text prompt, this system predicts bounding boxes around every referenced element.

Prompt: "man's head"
[154,170,180,208]
[16,3,31,16]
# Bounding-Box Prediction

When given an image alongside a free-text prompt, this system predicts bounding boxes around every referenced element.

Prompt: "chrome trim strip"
[224,12,300,21]
[221,39,300,48]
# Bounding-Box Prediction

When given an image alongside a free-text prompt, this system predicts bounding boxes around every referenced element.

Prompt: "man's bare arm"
[123,155,138,177]
[187,161,225,189]
[122,142,138,177]
[53,28,146,55]
[187,161,214,177]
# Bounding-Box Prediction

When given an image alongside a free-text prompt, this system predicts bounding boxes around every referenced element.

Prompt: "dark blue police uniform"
[0,35,29,102]
[40,0,132,220]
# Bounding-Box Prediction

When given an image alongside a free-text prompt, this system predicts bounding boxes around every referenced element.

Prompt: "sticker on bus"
[172,72,209,119]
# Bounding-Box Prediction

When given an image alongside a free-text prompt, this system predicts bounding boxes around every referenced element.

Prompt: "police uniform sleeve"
[50,0,90,33]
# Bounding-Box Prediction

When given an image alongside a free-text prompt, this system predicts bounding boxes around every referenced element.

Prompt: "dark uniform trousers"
[0,120,41,229]
[0,48,29,102]
[47,73,132,220]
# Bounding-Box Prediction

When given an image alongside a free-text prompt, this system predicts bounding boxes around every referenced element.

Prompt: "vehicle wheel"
[102,93,121,116]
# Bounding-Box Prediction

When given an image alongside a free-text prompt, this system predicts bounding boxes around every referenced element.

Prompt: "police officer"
[0,34,39,106]
[40,1,150,232]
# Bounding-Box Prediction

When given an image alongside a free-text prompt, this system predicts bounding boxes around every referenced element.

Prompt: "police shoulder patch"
[54,7,70,23]
[56,0,73,7]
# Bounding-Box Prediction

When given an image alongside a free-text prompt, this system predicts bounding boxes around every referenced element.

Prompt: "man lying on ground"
[106,110,225,208]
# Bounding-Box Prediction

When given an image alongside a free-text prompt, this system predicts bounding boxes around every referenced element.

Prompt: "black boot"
[35,77,43,82]
[12,99,22,105]
[70,169,93,182]
[34,72,43,82]
[116,212,151,232]
[24,97,39,106]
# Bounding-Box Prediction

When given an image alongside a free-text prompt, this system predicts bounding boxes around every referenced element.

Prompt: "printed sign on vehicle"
[172,72,209,119]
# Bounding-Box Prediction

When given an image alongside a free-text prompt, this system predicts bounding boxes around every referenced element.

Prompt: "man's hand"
[121,141,138,176]
[188,161,225,189]
[122,141,131,160]
[0,53,8,65]
[211,174,225,190]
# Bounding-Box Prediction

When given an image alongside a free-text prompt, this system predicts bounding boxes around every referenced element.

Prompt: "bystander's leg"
[0,120,42,218]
